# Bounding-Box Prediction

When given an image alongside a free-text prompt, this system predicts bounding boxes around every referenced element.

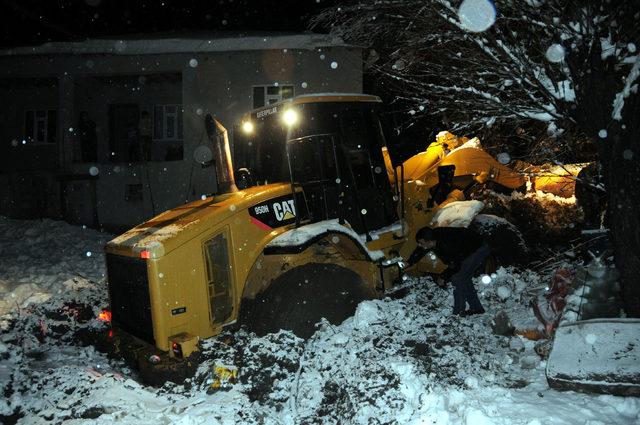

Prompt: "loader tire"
[243,263,375,339]
[470,214,528,268]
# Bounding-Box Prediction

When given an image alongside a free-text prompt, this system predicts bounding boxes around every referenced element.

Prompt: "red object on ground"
[532,268,575,337]
[97,310,112,322]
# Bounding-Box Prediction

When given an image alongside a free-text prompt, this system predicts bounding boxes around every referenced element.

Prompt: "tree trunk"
[600,125,640,317]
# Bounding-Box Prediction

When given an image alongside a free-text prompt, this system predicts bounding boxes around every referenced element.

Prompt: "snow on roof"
[0,32,354,56]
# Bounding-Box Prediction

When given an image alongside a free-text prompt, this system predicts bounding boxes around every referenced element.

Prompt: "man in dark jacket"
[408,226,489,316]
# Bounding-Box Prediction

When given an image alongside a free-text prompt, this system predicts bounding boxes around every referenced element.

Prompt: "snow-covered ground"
[1,218,638,424]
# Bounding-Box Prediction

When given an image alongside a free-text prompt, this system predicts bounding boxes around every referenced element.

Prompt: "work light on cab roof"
[282,108,299,126]
[241,120,254,134]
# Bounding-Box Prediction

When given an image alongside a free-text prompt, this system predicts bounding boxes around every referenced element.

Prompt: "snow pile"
[479,189,582,248]
[430,200,485,228]
[267,219,384,261]
[0,218,112,317]
[0,219,638,424]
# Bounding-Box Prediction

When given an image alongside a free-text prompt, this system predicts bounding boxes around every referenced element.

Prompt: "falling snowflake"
[86,251,92,257]
[481,275,492,284]
[585,334,597,344]
[114,40,126,52]
[545,44,566,63]
[392,59,406,71]
[458,0,496,33]
[189,58,198,68]
[301,82,308,88]
[623,149,633,160]
[89,166,99,176]
[598,129,608,138]
[497,152,511,164]
[361,209,367,215]
[330,61,338,69]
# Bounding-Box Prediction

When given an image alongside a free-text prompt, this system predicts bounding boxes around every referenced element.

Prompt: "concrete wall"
[0,45,362,230]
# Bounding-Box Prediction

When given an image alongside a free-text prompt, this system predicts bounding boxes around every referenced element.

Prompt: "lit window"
[252,85,294,109]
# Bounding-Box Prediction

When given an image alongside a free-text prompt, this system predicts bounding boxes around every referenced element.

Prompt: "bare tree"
[312,0,640,316]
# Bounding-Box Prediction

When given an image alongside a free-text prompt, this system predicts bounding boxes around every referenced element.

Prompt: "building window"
[25,110,57,144]
[153,105,183,140]
[252,85,294,109]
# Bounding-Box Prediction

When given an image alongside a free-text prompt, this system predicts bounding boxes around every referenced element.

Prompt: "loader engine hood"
[105,183,295,258]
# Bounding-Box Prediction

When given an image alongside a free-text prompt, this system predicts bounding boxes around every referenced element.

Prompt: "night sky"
[0,0,337,47]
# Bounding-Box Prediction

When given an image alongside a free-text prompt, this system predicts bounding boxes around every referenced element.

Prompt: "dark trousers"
[451,244,490,314]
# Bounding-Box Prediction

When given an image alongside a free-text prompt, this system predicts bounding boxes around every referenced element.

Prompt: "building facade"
[0,33,362,230]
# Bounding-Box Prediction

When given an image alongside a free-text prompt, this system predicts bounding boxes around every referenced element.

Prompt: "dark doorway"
[109,103,140,162]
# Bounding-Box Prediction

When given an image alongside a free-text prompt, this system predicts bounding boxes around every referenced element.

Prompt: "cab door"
[203,229,235,325]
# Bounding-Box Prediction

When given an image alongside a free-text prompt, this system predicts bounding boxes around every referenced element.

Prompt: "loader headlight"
[241,121,254,134]
[282,109,299,127]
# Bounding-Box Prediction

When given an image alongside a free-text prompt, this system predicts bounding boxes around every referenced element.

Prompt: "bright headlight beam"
[282,109,299,126]
[241,121,254,134]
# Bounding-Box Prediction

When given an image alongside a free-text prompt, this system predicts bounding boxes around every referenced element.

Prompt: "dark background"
[0,0,337,47]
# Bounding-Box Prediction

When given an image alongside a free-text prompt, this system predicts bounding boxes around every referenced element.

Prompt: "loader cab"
[234,94,398,235]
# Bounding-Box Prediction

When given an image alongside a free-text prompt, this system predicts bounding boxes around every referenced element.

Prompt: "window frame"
[153,104,183,141]
[24,109,57,144]
[252,84,295,109]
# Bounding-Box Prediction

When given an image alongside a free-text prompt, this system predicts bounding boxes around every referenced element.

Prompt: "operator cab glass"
[234,96,398,235]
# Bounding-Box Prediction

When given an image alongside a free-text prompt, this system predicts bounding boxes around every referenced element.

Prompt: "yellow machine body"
[105,98,526,355]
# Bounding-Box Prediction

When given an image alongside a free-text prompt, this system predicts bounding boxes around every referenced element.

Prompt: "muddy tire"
[243,263,375,338]
[470,214,528,267]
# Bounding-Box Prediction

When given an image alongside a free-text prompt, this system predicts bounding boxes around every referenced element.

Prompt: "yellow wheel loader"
[104,93,525,379]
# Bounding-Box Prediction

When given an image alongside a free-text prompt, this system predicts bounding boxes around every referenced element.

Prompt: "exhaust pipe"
[205,114,238,194]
